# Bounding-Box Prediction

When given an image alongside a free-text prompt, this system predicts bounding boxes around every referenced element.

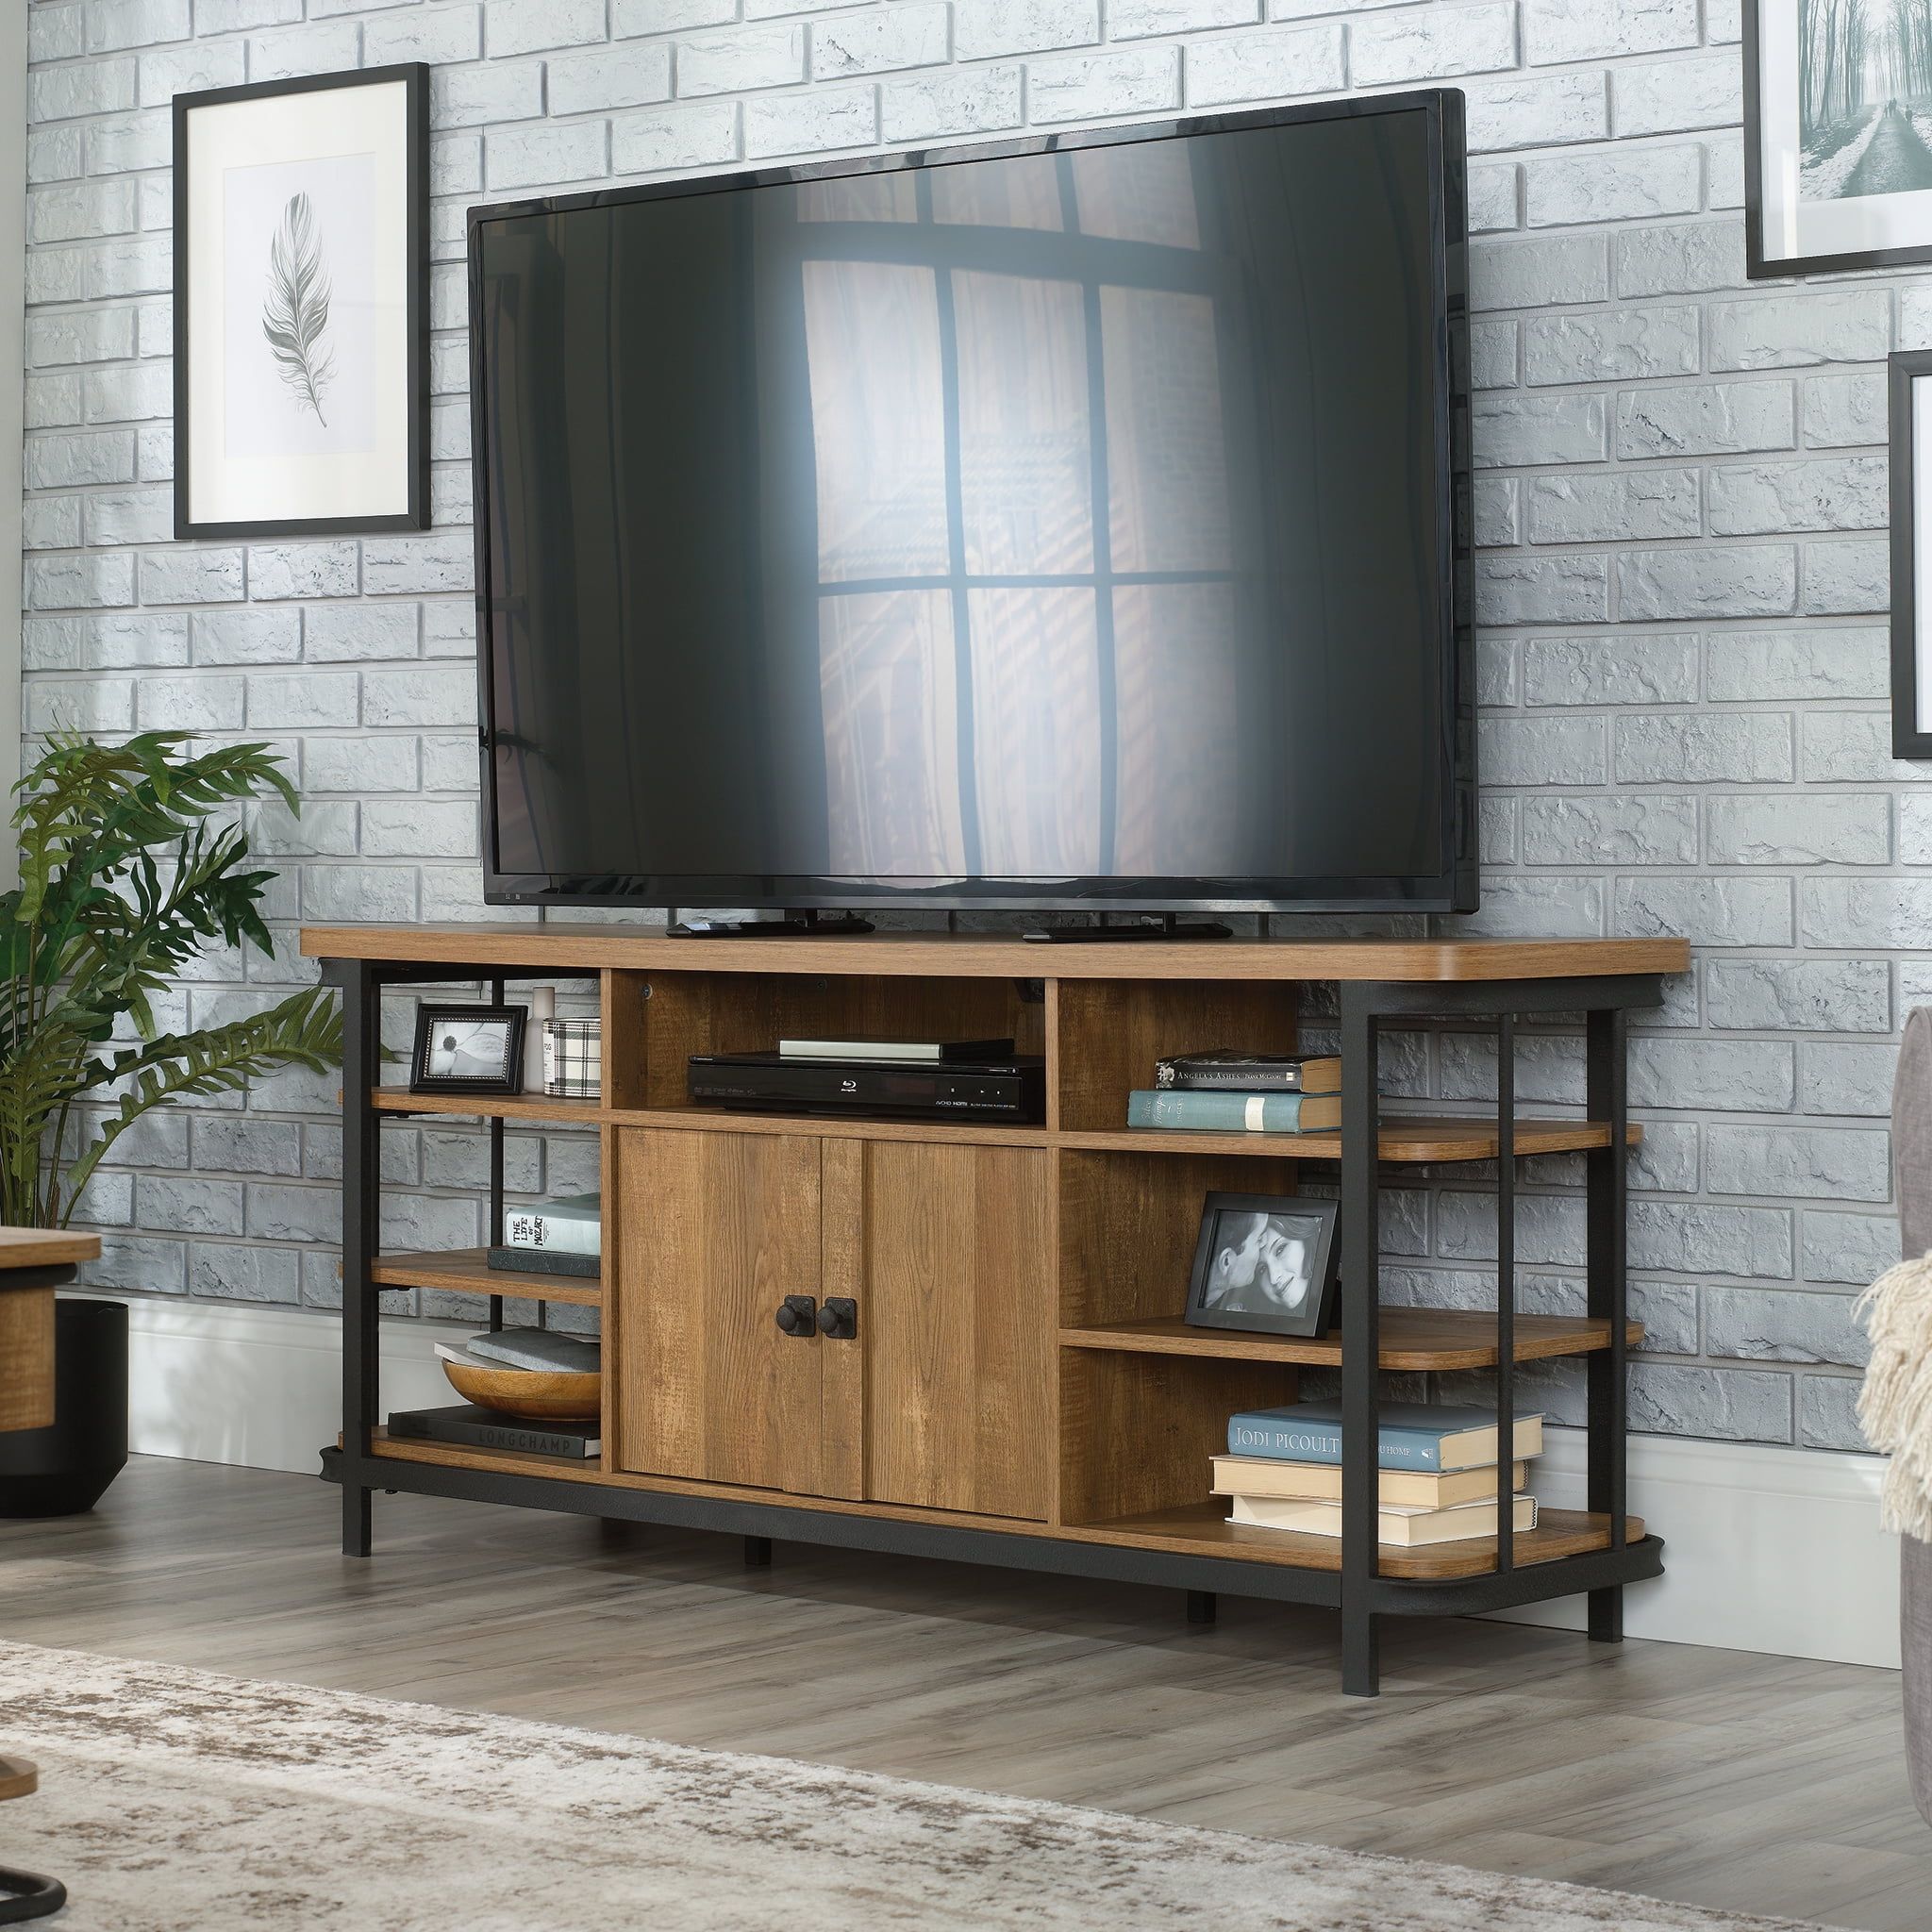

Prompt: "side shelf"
[1060,1310,1643,1371]
[369,1249,603,1308]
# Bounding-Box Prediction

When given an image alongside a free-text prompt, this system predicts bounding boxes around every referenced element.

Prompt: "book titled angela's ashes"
[388,1404,600,1459]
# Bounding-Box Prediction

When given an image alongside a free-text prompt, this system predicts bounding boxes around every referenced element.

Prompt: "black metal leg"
[341,1474,372,1558]
[1588,1585,1624,1643]
[1186,1590,1216,1625]
[1496,1012,1516,1581]
[1342,1608,1380,1697]
[0,1865,65,1924]
[1586,1006,1631,1597]
[743,1535,772,1567]
[336,958,381,1559]
[1339,984,1383,1698]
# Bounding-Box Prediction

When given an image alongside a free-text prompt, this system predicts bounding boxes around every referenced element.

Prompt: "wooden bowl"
[441,1357,601,1423]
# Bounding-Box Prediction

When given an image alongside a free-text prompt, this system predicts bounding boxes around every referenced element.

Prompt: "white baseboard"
[108,1296,1902,1672]
[1490,1428,1900,1670]
[116,1293,466,1478]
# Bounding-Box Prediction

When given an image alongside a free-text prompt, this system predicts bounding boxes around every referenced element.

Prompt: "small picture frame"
[1893,350,1932,758]
[1184,1191,1339,1339]
[410,1005,526,1096]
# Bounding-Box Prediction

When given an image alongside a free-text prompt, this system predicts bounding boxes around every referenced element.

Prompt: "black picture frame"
[410,1005,526,1097]
[1892,351,1932,758]
[173,63,429,540]
[1183,1191,1340,1339]
[1744,0,1932,280]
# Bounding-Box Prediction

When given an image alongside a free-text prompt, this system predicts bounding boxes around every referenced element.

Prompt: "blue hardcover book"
[1226,1400,1544,1472]
[1126,1090,1340,1133]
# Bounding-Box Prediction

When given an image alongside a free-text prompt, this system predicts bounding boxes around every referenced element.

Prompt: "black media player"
[687,1052,1046,1124]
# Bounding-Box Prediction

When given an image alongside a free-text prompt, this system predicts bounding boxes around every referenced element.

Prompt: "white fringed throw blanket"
[1857,1255,1932,1539]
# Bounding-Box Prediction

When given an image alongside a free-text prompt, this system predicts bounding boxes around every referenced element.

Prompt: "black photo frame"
[174,63,429,539]
[1183,1191,1340,1339]
[410,1005,526,1097]
[1892,351,1932,758]
[1745,0,1932,280]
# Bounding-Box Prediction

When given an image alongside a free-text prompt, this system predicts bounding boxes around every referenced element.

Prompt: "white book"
[1227,1492,1539,1546]
[500,1191,601,1257]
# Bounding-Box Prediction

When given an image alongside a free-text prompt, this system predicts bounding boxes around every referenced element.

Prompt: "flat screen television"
[469,92,1474,917]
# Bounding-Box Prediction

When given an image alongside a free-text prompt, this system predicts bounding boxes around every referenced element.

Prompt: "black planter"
[0,1296,127,1517]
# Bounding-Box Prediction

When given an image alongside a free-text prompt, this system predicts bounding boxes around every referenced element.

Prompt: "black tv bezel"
[467,90,1475,918]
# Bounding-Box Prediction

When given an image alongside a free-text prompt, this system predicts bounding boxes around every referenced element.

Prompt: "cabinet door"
[615,1128,829,1495]
[862,1142,1053,1521]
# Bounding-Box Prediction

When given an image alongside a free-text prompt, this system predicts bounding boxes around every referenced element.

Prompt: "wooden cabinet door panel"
[862,1142,1052,1522]
[616,1128,824,1494]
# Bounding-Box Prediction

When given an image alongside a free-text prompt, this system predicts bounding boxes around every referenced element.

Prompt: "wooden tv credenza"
[304,924,1688,1696]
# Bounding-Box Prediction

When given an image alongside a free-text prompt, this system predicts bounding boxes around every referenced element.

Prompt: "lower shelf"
[1069,1500,1645,1581]
[369,1249,603,1307]
[361,1435,1639,1584]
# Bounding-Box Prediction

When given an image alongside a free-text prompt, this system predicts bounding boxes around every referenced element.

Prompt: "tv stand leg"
[743,1536,772,1568]
[1341,1610,1379,1697]
[1589,1585,1623,1643]
[1185,1590,1216,1625]
[342,1478,371,1558]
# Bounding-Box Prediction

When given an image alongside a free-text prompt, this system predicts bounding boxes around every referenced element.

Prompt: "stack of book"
[490,1191,600,1278]
[1127,1050,1341,1135]
[1213,1399,1544,1545]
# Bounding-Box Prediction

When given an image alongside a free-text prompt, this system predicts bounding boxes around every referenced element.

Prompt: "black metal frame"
[324,959,1664,1697]
[173,63,430,540]
[1183,1190,1340,1339]
[1740,0,1932,280]
[1891,351,1932,758]
[466,90,1475,921]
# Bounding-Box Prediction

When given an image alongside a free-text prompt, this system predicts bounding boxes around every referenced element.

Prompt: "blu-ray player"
[687,1051,1046,1124]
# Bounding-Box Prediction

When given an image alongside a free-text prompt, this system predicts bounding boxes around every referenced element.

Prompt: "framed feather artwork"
[173,66,428,539]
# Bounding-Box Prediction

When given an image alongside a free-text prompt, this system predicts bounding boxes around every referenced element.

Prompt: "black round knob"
[775,1303,806,1335]
[816,1304,840,1336]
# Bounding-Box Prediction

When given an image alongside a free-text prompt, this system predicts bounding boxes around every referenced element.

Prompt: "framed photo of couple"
[1183,1191,1340,1340]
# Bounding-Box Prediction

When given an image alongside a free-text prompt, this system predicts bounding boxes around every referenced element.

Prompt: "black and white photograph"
[1748,0,1932,274]
[1184,1191,1339,1339]
[410,1006,526,1097]
[174,65,428,538]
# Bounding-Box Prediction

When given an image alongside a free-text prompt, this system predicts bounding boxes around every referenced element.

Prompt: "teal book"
[1226,1401,1545,1472]
[1126,1090,1340,1133]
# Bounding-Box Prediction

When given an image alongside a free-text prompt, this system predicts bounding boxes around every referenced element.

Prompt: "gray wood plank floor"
[0,1455,1924,1931]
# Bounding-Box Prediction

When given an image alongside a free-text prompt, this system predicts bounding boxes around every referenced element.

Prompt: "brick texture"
[21,0,1911,1451]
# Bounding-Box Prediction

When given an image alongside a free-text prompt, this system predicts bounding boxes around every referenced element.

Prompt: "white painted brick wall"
[22,0,1920,1450]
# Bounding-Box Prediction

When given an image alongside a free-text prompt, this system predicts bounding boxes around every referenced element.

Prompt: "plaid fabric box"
[543,1017,602,1098]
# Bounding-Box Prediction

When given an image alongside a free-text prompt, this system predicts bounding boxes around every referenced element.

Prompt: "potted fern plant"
[0,733,342,1514]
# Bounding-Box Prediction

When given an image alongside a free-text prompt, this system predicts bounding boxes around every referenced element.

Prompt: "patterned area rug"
[0,1642,1819,1931]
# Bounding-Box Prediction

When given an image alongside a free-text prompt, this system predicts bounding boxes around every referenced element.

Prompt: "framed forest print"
[174,65,428,539]
[1747,0,1932,277]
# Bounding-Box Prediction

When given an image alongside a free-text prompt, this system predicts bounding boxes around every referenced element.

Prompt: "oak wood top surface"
[0,1227,100,1270]
[302,923,1687,983]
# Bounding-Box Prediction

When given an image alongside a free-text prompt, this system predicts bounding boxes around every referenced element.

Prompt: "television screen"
[471,95,1472,913]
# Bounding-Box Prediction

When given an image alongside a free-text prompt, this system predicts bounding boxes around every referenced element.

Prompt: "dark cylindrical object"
[0,1296,128,1517]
